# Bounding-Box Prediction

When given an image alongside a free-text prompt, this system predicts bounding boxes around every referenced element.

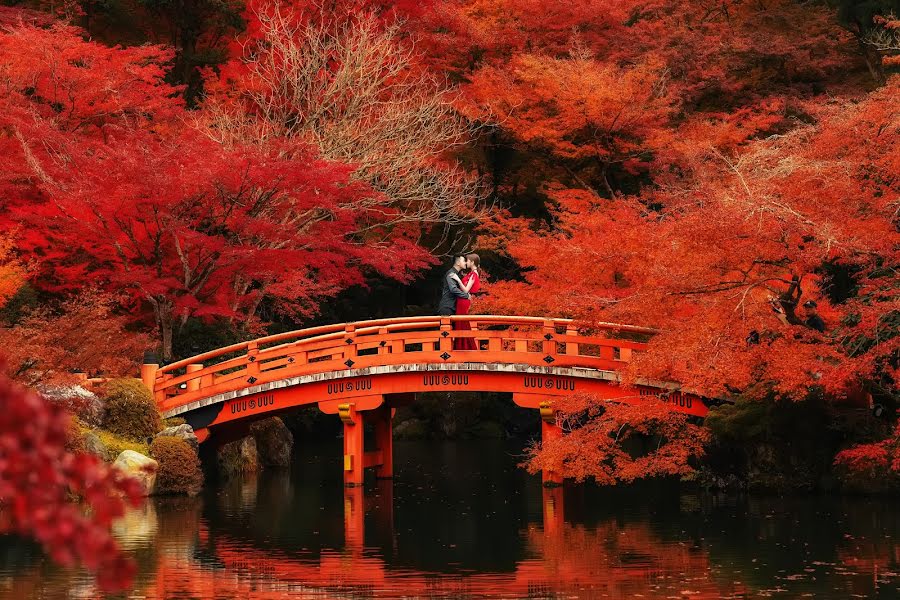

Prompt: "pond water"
[2,439,900,599]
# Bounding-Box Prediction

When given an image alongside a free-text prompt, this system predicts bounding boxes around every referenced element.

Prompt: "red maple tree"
[1,22,431,360]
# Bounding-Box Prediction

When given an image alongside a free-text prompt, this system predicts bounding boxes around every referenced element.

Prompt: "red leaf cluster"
[0,289,148,384]
[526,393,709,485]
[835,424,900,476]
[0,368,144,592]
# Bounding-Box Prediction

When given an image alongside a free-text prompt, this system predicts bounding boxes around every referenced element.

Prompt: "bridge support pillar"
[540,401,563,487]
[339,403,365,486]
[337,400,393,486]
[372,404,393,479]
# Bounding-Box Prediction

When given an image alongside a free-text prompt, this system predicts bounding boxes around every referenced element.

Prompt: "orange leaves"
[0,290,149,385]
[464,51,674,191]
[0,232,23,306]
[0,23,180,133]
[484,72,899,400]
[835,424,900,478]
[526,393,709,485]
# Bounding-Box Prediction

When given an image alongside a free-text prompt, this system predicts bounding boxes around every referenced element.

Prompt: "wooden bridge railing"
[148,315,656,413]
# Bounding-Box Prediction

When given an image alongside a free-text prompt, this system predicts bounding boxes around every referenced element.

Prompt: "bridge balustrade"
[148,315,655,414]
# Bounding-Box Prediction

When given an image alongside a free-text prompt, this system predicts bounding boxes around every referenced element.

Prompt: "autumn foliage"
[101,378,162,441]
[0,368,143,591]
[0,21,433,361]
[835,424,900,477]
[0,290,148,384]
[0,233,24,306]
[527,394,709,485]
[150,436,204,496]
[439,0,898,479]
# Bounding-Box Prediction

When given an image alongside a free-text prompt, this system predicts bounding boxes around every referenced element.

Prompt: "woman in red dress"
[453,253,481,350]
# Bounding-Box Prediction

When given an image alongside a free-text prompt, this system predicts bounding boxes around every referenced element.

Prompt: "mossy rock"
[94,427,150,458]
[217,437,258,479]
[68,418,149,460]
[250,417,293,468]
[150,436,203,496]
[102,378,161,441]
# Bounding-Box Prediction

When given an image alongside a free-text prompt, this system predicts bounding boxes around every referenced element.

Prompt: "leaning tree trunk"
[152,297,176,363]
[858,38,886,87]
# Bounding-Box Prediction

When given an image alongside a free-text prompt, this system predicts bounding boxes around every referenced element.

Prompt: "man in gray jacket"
[438,255,470,316]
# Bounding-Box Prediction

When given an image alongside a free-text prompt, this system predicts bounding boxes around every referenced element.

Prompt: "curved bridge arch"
[146,316,706,485]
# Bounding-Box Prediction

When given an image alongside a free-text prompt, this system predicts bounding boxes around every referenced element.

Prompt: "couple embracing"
[437,253,481,350]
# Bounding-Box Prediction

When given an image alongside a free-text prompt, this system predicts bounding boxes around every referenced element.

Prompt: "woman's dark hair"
[465,253,480,268]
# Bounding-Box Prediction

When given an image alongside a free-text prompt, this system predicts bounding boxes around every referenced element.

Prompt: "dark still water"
[2,440,900,599]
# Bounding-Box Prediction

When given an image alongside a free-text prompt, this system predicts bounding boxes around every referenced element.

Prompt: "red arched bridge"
[144,315,706,486]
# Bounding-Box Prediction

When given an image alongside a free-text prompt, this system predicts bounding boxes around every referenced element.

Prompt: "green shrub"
[102,378,161,441]
[150,436,203,496]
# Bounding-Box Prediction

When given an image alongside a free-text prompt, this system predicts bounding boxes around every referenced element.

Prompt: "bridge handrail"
[151,315,659,412]
[158,316,655,374]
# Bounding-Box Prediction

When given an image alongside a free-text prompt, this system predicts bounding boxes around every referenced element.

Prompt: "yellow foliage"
[72,418,150,460]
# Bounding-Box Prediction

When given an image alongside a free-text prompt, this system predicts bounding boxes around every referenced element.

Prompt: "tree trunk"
[857,36,885,87]
[597,162,615,199]
[154,298,175,362]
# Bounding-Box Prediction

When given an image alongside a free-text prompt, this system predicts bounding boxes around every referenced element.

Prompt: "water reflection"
[1,440,899,599]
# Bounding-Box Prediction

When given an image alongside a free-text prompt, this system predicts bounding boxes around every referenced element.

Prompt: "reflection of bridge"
[144,316,706,485]
[136,486,744,600]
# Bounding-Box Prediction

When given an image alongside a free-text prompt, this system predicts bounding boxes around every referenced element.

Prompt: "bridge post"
[246,342,260,379]
[372,404,393,479]
[539,400,563,487]
[339,403,365,486]
[140,362,158,394]
[565,326,579,355]
[542,320,557,355]
[186,363,203,392]
[439,317,452,352]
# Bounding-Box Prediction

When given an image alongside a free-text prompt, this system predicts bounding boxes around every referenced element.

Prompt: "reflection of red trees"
[0,370,143,592]
[140,524,742,599]
[524,522,746,599]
